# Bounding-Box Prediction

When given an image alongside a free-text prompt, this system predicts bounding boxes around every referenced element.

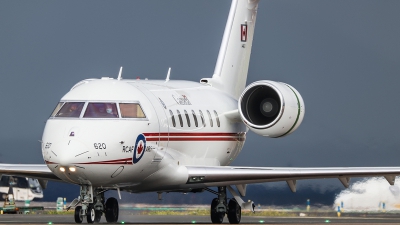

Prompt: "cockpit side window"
[51,102,64,117]
[83,103,119,118]
[55,102,85,118]
[119,103,146,118]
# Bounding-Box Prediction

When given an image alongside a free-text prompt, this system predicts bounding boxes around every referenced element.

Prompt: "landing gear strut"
[209,186,242,224]
[71,185,119,224]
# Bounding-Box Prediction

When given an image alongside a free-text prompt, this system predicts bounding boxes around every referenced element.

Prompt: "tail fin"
[202,0,260,99]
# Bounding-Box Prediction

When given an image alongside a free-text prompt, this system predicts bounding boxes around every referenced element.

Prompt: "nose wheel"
[86,204,95,223]
[74,206,83,223]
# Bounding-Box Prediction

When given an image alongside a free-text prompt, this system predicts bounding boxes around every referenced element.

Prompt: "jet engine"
[238,80,305,138]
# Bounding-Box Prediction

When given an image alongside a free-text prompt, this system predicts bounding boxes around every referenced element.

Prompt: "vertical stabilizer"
[205,0,260,99]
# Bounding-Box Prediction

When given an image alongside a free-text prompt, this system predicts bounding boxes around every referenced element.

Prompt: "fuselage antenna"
[165,67,171,82]
[117,67,123,80]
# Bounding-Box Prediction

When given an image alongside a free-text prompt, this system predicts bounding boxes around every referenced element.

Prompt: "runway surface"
[1,214,400,225]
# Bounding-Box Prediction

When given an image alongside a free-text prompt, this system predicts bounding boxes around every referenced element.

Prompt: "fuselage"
[42,78,247,191]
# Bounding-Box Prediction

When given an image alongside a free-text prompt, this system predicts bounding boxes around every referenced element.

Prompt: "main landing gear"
[70,185,119,224]
[209,186,242,224]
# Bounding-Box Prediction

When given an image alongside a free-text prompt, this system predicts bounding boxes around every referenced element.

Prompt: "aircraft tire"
[105,197,119,223]
[210,198,224,224]
[74,206,83,224]
[86,204,95,224]
[227,199,241,224]
[94,210,102,223]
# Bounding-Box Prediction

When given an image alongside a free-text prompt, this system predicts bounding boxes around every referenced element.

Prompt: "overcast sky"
[1,1,400,191]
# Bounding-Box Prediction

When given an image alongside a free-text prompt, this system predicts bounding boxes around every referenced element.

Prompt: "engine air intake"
[240,85,281,126]
[238,80,305,138]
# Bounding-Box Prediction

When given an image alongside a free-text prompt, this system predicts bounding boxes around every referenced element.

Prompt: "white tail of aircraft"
[202,0,260,99]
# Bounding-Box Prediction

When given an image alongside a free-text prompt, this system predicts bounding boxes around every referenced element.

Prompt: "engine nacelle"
[238,80,305,138]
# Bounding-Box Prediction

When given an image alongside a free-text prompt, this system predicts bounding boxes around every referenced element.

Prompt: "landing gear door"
[133,84,169,162]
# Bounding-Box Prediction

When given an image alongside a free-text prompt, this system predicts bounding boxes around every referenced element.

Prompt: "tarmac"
[1,214,400,224]
[2,202,399,224]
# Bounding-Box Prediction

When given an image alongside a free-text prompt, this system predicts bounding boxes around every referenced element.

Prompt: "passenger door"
[134,84,169,162]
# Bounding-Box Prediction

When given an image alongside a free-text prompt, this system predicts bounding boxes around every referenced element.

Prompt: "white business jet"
[1,0,399,224]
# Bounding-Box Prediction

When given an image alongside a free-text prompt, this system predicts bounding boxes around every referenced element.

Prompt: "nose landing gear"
[70,185,119,224]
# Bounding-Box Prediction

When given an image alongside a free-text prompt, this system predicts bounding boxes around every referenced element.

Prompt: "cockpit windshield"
[50,102,146,119]
[51,102,64,117]
[55,102,85,118]
[84,103,118,118]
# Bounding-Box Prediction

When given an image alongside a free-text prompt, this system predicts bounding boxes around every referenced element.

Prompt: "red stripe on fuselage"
[78,158,132,165]
[143,132,246,142]
[45,158,133,165]
[146,137,246,141]
[143,132,244,137]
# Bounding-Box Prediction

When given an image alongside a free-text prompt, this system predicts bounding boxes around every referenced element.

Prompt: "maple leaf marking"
[137,142,143,154]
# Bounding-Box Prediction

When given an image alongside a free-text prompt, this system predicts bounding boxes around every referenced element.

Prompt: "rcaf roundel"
[133,134,146,164]
[241,24,247,42]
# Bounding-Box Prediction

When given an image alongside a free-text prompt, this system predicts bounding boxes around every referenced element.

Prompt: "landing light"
[69,167,76,172]
[59,167,65,172]
[188,176,205,183]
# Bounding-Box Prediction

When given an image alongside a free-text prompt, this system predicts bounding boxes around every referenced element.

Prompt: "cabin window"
[119,103,145,118]
[206,110,213,127]
[51,102,64,117]
[83,103,119,118]
[199,110,206,127]
[177,110,183,127]
[55,102,85,118]
[214,110,220,127]
[184,110,191,127]
[192,110,198,127]
[169,110,176,127]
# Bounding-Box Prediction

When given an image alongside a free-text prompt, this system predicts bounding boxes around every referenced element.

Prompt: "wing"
[186,166,400,191]
[0,164,61,181]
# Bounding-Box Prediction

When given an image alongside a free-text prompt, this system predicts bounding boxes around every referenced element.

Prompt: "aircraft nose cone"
[58,140,88,165]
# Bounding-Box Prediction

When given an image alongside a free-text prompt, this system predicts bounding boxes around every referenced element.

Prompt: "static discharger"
[117,67,123,80]
[165,67,171,82]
